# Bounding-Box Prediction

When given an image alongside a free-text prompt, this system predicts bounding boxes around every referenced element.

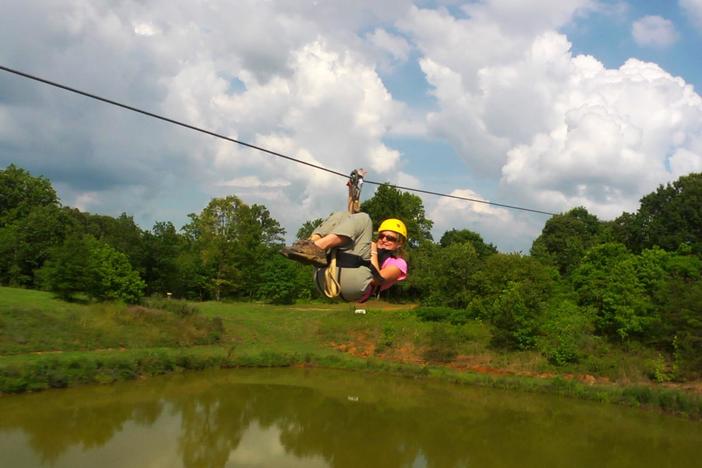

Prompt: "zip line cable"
[0,64,556,216]
[0,65,347,179]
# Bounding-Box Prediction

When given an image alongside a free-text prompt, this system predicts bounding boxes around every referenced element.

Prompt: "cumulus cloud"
[500,54,702,218]
[429,188,541,252]
[218,176,290,189]
[133,21,159,37]
[366,28,411,62]
[680,0,702,30]
[2,0,702,252]
[461,0,599,36]
[401,3,702,229]
[398,3,595,175]
[632,16,679,48]
[0,0,407,238]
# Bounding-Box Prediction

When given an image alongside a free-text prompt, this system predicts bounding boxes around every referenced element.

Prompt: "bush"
[40,235,145,303]
[422,323,459,362]
[489,281,552,350]
[572,243,655,341]
[415,306,453,322]
[536,301,594,366]
[415,306,473,325]
[141,296,200,317]
[258,255,311,304]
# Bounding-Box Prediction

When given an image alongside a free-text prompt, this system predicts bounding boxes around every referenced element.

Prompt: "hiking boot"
[281,240,328,268]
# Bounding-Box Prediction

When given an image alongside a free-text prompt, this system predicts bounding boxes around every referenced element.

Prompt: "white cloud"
[0,0,406,239]
[366,28,411,62]
[401,4,702,228]
[670,148,702,177]
[218,176,290,188]
[461,0,599,36]
[500,56,702,218]
[632,16,678,48]
[429,188,540,252]
[2,0,702,252]
[680,0,702,30]
[398,4,595,176]
[394,171,422,189]
[72,191,100,211]
[133,21,159,36]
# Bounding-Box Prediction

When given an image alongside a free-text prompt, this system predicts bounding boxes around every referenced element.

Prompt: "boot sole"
[280,249,327,268]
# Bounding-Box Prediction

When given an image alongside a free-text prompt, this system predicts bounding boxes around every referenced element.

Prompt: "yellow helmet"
[378,218,407,239]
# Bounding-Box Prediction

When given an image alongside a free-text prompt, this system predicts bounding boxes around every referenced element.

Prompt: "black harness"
[334,249,395,280]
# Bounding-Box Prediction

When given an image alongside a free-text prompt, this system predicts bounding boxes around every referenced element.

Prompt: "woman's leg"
[282,212,372,273]
[312,212,372,259]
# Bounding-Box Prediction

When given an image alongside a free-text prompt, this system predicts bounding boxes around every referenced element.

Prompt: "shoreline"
[2,347,701,419]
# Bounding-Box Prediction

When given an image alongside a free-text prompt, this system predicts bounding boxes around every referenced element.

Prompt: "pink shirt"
[378,256,408,291]
[358,256,408,303]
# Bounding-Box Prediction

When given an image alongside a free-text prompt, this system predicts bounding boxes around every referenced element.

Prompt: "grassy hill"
[1,286,701,417]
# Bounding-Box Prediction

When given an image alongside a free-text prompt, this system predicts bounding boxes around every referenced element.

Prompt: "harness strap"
[334,251,384,281]
[319,167,370,300]
[318,250,383,300]
[322,254,341,299]
[346,168,367,214]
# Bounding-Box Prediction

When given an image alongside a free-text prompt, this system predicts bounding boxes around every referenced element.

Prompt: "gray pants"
[312,211,373,301]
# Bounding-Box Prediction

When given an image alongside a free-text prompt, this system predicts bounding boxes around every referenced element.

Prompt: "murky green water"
[0,369,700,467]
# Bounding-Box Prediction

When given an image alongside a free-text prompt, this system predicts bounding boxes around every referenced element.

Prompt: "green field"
[1,286,701,418]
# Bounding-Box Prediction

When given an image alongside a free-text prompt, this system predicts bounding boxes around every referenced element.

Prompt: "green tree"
[360,184,433,245]
[258,255,311,304]
[0,164,58,227]
[184,195,285,300]
[439,229,497,257]
[39,235,145,303]
[490,281,543,350]
[296,218,324,240]
[572,243,654,341]
[36,234,91,301]
[84,236,145,303]
[642,247,702,371]
[409,241,481,308]
[142,221,184,295]
[173,248,210,300]
[65,210,146,273]
[666,281,702,378]
[612,173,702,253]
[471,254,559,350]
[531,207,603,276]
[0,205,75,286]
[536,301,594,365]
[405,240,440,303]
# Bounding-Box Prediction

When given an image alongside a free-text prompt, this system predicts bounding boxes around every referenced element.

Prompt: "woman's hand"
[370,241,380,271]
[369,241,402,286]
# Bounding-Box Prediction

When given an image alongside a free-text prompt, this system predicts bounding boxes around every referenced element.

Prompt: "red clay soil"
[329,335,614,387]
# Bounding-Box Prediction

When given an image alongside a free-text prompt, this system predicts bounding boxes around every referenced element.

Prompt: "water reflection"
[0,369,700,468]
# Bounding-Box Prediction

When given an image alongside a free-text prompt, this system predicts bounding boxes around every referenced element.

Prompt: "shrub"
[489,281,552,350]
[536,301,594,366]
[40,235,145,303]
[415,306,474,325]
[258,255,310,305]
[141,296,200,317]
[422,323,459,362]
[415,306,454,322]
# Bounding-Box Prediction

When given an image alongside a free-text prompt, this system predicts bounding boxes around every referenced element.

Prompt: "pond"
[0,368,700,467]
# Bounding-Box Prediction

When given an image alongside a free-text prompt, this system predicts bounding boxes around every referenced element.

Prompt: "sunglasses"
[378,233,399,242]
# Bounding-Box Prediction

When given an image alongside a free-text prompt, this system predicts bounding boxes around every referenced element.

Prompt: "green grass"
[0,288,222,354]
[1,286,701,418]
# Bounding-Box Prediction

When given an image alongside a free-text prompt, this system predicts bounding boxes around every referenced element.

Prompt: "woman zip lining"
[281,170,408,302]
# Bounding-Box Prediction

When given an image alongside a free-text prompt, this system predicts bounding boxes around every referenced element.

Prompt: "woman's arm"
[369,241,404,286]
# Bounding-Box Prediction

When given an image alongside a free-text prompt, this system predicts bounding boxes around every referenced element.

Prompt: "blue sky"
[1,0,701,251]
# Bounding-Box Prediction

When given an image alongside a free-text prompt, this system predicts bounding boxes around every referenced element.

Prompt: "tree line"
[1,164,701,378]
